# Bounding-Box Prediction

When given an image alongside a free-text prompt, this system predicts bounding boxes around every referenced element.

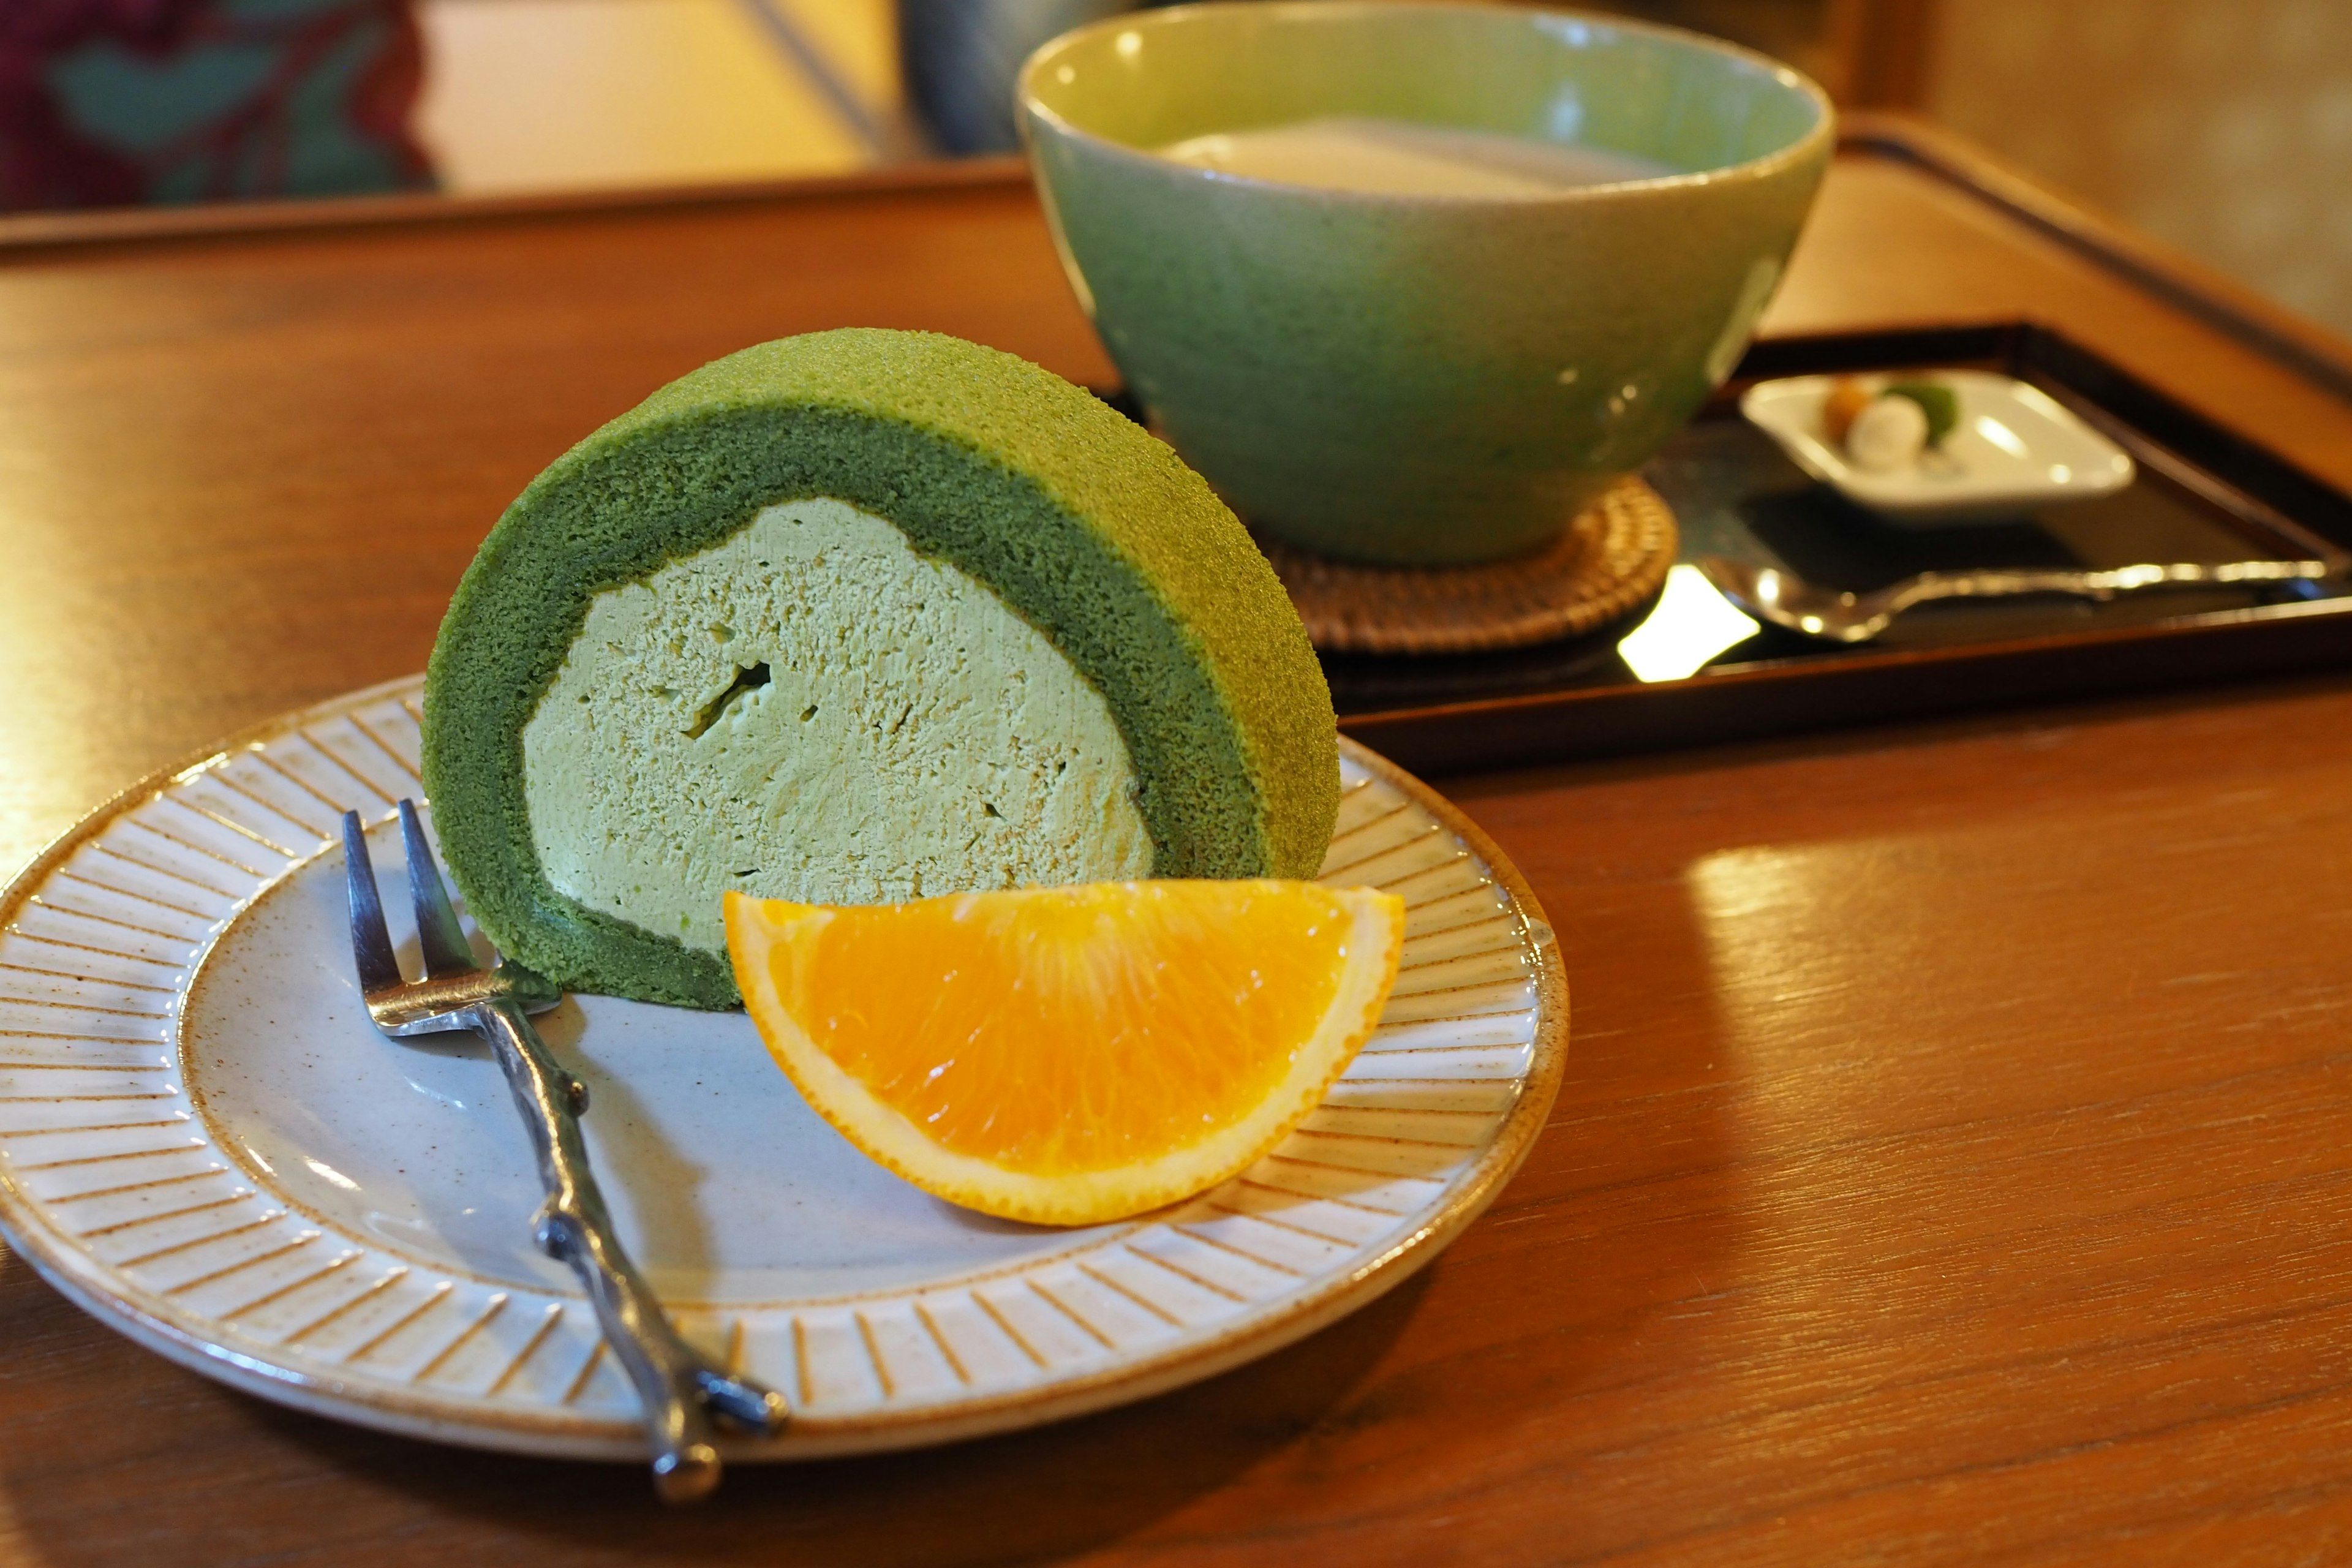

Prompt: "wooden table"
[6,121,2352,1566]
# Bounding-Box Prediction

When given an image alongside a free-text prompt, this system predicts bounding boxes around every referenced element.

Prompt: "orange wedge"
[724,880,1405,1226]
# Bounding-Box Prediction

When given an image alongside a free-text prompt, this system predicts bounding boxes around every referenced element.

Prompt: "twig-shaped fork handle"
[342,806,785,1500]
[466,996,785,1502]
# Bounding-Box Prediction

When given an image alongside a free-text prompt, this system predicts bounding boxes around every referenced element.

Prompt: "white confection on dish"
[521,497,1152,949]
[1846,393,1929,471]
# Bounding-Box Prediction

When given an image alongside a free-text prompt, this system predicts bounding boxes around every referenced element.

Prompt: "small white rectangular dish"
[1741,370,2136,526]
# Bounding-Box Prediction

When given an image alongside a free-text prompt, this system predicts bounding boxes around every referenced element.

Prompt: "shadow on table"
[1,1067,1739,1567]
[303,1268,1441,1560]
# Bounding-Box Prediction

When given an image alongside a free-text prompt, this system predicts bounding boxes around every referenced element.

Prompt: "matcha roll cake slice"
[423,328,1338,1009]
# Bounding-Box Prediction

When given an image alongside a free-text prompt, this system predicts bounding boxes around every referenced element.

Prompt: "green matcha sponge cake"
[423,328,1339,1009]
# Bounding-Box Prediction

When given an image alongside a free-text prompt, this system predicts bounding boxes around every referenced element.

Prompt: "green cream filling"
[424,329,1338,1010]
[521,498,1153,951]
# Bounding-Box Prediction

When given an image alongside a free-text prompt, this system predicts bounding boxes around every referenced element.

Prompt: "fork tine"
[341,811,403,994]
[398,799,480,978]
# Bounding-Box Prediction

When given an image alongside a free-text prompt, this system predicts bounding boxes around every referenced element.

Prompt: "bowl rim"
[1016,0,1837,207]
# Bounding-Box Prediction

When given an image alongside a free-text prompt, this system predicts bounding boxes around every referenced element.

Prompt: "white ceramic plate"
[0,676,1566,1460]
[1741,369,2136,525]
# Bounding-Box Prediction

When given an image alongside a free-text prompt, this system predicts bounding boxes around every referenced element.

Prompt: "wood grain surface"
[4,141,2352,1565]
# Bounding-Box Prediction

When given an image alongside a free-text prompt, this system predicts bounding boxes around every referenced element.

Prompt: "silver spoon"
[1697,555,2335,645]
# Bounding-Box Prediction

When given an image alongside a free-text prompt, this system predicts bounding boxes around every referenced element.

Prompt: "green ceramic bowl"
[1018,2,1833,564]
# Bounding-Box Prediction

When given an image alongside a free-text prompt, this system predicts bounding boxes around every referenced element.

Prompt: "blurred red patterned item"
[0,0,432,210]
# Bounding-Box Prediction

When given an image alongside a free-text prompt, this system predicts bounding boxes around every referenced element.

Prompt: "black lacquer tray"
[1215,322,2352,777]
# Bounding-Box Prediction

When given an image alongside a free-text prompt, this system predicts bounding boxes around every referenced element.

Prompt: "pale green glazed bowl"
[1018,2,1834,564]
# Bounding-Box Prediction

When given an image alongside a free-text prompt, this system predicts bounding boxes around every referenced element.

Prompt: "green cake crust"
[423,328,1339,1008]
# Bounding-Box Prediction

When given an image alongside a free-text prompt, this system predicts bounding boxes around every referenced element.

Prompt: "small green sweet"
[423,329,1338,1009]
[1884,382,1960,448]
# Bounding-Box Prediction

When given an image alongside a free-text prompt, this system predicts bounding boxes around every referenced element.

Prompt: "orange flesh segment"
[767,882,1345,1175]
[726,880,1406,1224]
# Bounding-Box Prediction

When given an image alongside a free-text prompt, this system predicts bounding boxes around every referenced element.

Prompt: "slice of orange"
[724,880,1405,1226]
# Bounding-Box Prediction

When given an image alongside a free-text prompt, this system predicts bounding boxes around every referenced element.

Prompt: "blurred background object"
[1512,0,2352,341]
[1,0,432,208]
[1561,0,1931,107]
[1924,0,2352,342]
[413,0,899,191]
[2,0,2346,348]
[898,0,1131,156]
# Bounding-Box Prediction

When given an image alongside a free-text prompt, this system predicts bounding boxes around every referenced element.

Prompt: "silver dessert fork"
[341,801,787,1501]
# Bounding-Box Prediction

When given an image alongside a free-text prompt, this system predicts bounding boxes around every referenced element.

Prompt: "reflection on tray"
[1615,565,1758,682]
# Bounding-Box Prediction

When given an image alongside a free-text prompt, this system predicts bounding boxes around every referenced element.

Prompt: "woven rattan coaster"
[1256,475,1679,655]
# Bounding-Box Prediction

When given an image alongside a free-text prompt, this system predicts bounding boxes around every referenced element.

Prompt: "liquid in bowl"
[1158,116,1679,198]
